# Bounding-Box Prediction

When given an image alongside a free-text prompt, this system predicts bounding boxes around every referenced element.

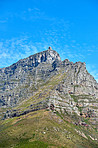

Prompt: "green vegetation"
[70,94,78,103]
[15,140,53,148]
[0,109,98,148]
[74,85,80,87]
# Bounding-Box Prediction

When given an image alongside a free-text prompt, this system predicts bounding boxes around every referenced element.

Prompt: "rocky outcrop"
[0,47,61,107]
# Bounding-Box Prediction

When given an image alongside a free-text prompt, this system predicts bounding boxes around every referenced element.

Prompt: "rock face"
[0,47,61,107]
[0,47,98,148]
[0,47,98,126]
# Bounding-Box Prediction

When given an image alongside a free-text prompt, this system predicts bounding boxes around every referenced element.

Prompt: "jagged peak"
[73,61,86,67]
[27,47,61,64]
[0,47,61,72]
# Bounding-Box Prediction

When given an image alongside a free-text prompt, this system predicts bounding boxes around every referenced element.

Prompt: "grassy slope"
[0,109,98,148]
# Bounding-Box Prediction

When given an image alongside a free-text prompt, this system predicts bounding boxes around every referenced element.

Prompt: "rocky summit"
[0,47,98,148]
[0,47,61,107]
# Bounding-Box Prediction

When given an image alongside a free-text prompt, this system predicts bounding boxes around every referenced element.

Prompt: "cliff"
[0,47,98,147]
[0,47,97,108]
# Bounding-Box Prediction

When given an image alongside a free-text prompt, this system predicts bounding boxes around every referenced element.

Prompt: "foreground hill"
[0,109,98,148]
[0,47,98,147]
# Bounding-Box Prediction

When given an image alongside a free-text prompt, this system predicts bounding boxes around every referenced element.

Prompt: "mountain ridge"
[0,47,97,108]
[0,47,98,147]
[0,47,61,70]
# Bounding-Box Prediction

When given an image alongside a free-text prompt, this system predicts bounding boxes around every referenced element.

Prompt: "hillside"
[0,47,98,148]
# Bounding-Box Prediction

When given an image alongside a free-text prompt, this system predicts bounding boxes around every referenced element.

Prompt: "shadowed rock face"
[0,47,98,109]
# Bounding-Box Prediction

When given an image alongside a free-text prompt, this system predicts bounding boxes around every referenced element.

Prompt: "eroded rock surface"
[0,47,98,127]
[0,47,61,107]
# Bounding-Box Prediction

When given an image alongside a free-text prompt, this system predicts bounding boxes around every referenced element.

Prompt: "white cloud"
[0,42,3,49]
[28,8,33,12]
[0,20,7,23]
[0,52,8,58]
[0,36,49,67]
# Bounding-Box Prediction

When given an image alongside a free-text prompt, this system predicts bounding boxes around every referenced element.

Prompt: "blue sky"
[0,0,98,81]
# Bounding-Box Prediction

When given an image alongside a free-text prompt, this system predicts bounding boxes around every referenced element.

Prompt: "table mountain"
[0,47,98,148]
[0,47,97,108]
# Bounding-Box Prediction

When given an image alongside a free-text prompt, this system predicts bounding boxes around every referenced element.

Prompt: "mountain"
[0,47,98,148]
[0,47,61,107]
